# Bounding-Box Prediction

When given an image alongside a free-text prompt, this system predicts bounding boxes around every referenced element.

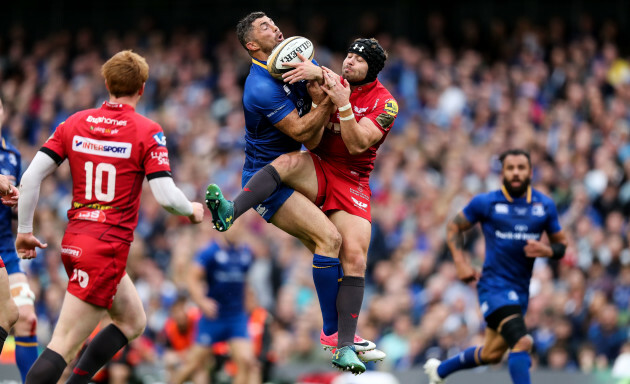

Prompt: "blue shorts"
[242,169,294,222]
[0,249,24,275]
[478,286,529,321]
[195,313,249,346]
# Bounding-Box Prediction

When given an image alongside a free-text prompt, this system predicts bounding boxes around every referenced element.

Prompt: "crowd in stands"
[1,11,630,381]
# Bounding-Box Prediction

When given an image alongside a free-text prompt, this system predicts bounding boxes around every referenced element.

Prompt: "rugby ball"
[267,36,314,80]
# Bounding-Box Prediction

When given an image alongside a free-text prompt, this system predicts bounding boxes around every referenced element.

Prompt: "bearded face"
[501,154,532,198]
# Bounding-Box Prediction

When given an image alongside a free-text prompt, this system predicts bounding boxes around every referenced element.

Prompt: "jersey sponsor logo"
[495,230,540,241]
[153,132,167,147]
[351,196,368,209]
[514,207,528,215]
[70,268,90,288]
[532,204,545,217]
[384,99,398,116]
[90,126,119,135]
[61,246,82,258]
[267,105,285,119]
[72,136,132,158]
[255,204,268,217]
[216,250,229,264]
[74,209,107,223]
[73,201,115,210]
[8,153,17,166]
[150,151,170,165]
[514,224,528,232]
[86,115,127,126]
[354,105,368,114]
[495,204,509,214]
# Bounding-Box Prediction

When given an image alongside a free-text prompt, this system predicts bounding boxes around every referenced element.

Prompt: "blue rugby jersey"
[463,186,562,294]
[241,58,313,171]
[194,241,253,318]
[0,138,20,251]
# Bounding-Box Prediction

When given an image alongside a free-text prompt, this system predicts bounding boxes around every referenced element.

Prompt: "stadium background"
[1,0,630,382]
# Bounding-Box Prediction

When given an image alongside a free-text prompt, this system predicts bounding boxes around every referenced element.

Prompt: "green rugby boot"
[205,184,235,232]
[331,346,366,375]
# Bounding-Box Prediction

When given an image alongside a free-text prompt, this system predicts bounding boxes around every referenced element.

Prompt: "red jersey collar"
[101,101,135,111]
[352,79,378,94]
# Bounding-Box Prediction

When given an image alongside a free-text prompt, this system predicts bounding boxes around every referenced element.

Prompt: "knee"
[271,153,301,179]
[115,311,146,341]
[15,306,37,335]
[341,250,366,275]
[481,348,505,365]
[0,299,19,330]
[512,335,533,353]
[324,224,342,254]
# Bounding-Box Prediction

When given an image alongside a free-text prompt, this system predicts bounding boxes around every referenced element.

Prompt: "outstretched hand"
[15,232,48,260]
[281,52,322,84]
[1,185,19,207]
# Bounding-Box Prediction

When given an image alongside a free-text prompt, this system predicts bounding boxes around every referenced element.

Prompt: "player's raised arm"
[148,177,203,224]
[446,212,479,283]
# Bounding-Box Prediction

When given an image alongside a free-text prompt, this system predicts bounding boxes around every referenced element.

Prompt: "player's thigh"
[108,274,146,340]
[270,192,339,255]
[328,210,371,267]
[48,291,106,362]
[0,264,17,329]
[271,151,319,202]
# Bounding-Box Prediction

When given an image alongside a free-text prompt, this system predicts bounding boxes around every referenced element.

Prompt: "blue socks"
[15,335,39,383]
[508,351,531,384]
[312,254,342,335]
[437,346,483,378]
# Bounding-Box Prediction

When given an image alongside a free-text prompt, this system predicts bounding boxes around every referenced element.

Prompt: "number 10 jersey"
[41,101,173,243]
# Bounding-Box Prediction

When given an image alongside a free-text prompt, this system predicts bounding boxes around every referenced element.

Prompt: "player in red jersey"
[207,38,397,373]
[0,174,19,355]
[15,50,204,384]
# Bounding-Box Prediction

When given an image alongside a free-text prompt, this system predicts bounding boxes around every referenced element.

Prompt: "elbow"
[347,144,368,156]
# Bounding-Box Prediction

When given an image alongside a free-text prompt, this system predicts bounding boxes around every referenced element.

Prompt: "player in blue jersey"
[0,172,19,355]
[0,98,40,382]
[171,225,259,384]
[205,11,377,373]
[424,149,568,384]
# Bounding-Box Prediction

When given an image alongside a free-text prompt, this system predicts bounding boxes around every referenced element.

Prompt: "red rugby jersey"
[42,101,172,243]
[312,79,398,176]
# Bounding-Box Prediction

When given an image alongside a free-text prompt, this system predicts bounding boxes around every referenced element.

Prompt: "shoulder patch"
[153,132,167,147]
[376,99,398,130]
[384,99,398,116]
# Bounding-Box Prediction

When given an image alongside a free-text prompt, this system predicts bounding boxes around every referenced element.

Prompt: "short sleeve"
[366,98,398,133]
[545,200,562,234]
[143,124,173,180]
[40,121,68,165]
[462,194,488,224]
[194,244,216,268]
[248,79,295,125]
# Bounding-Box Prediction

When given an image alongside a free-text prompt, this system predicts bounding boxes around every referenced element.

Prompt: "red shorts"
[310,153,372,222]
[61,232,130,309]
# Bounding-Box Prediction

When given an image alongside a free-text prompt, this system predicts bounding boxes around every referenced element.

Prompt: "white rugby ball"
[267,36,314,80]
